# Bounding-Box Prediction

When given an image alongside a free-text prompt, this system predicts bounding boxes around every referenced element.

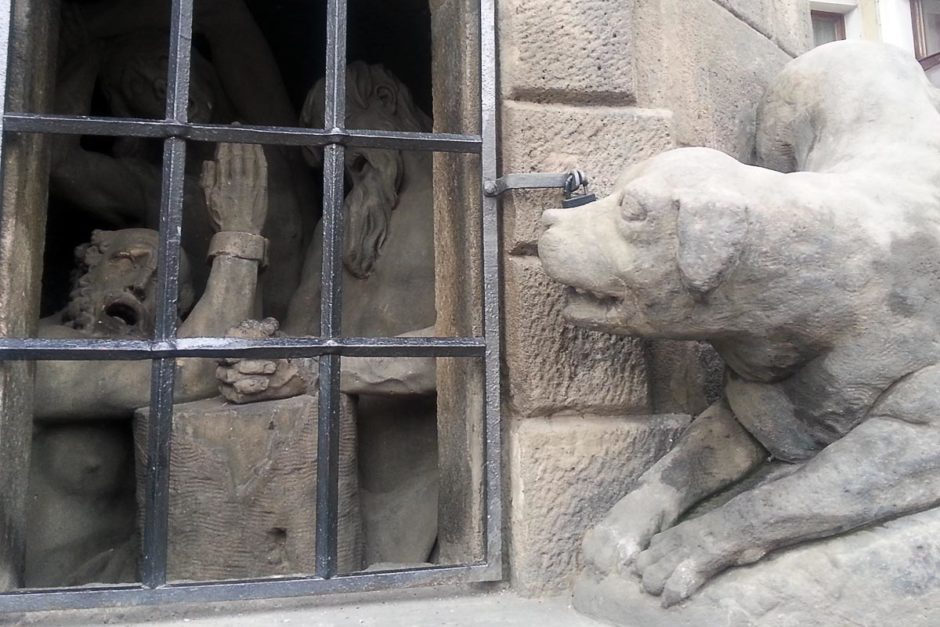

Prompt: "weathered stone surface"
[540,42,940,609]
[135,394,361,580]
[648,340,723,416]
[712,0,812,57]
[499,0,635,104]
[504,256,650,417]
[0,0,57,590]
[634,0,793,160]
[574,506,940,626]
[432,0,486,566]
[501,102,674,254]
[510,415,689,595]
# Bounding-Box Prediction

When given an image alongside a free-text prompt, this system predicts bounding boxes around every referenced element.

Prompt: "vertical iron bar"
[142,0,194,589]
[479,0,503,575]
[316,0,348,580]
[164,0,195,125]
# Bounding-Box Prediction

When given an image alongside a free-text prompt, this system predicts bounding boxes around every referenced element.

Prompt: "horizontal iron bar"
[0,563,498,613]
[0,336,486,360]
[2,114,483,153]
[483,171,586,197]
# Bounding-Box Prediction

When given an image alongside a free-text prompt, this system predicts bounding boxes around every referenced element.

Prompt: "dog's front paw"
[634,516,761,607]
[582,484,680,577]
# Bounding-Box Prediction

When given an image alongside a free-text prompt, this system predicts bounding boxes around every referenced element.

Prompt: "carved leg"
[582,399,765,576]
[634,366,940,607]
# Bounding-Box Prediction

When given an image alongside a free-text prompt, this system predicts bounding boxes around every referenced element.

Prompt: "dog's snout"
[541,208,565,228]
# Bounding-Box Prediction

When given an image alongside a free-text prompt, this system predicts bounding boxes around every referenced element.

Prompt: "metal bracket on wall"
[483,170,597,208]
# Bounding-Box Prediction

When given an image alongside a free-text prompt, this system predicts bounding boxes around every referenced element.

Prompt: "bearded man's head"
[62,229,195,338]
[100,30,219,124]
[300,62,432,279]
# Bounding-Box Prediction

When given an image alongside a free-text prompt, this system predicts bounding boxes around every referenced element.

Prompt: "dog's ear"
[676,193,748,299]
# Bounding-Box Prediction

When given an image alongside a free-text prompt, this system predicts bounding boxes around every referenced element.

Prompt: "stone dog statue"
[538,41,940,617]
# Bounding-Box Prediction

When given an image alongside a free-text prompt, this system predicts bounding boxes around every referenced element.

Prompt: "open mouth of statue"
[566,286,621,306]
[564,286,622,319]
[560,286,636,335]
[104,301,141,328]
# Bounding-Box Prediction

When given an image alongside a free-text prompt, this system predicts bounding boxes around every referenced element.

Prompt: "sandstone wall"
[497,0,811,595]
[0,0,57,590]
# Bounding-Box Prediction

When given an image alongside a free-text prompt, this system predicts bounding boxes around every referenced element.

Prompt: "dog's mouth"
[562,287,630,332]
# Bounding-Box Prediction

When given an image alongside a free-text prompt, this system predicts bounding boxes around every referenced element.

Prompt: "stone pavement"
[10,586,611,627]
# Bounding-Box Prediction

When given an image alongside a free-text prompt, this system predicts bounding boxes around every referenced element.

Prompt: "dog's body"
[538,41,940,606]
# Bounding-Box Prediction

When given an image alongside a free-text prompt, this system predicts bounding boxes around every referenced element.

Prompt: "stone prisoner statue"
[52,0,307,320]
[27,144,270,586]
[218,62,439,566]
[539,41,940,616]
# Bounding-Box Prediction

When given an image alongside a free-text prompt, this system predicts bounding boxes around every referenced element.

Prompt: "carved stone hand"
[216,318,308,404]
[200,142,268,235]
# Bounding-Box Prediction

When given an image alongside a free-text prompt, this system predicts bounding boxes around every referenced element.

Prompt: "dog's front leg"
[634,368,940,607]
[582,398,765,577]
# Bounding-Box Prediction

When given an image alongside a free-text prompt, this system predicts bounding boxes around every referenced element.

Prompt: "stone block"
[635,0,794,160]
[500,102,674,254]
[712,0,812,57]
[503,256,651,417]
[134,394,361,581]
[510,414,690,595]
[499,0,635,104]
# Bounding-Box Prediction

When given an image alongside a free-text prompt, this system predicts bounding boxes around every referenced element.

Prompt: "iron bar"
[0,564,493,612]
[2,114,483,153]
[140,0,194,589]
[140,358,176,589]
[315,0,348,581]
[480,0,504,575]
[0,336,486,360]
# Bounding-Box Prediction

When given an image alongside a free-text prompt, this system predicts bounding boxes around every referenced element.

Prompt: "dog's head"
[538,156,748,339]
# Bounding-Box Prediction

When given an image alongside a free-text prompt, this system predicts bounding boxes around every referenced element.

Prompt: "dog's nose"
[541,208,565,228]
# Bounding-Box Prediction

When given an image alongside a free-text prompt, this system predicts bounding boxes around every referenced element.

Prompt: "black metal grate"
[0,0,501,611]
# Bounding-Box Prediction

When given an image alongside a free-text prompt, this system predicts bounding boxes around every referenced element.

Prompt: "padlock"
[562,170,597,208]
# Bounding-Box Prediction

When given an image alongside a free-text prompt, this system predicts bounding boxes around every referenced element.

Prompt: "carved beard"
[62,273,152,338]
[343,149,403,279]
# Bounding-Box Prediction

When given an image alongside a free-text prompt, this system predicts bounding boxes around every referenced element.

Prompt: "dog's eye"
[619,194,648,222]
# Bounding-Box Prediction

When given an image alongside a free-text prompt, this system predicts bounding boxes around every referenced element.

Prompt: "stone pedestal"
[134,394,361,581]
[573,506,940,627]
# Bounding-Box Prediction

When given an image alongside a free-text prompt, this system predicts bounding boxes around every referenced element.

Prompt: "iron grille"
[0,0,501,611]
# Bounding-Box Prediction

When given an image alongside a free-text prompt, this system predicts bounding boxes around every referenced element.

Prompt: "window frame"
[811,10,847,47]
[0,0,502,611]
[912,0,940,69]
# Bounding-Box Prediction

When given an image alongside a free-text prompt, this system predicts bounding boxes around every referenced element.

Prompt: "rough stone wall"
[0,0,58,590]
[498,0,811,595]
